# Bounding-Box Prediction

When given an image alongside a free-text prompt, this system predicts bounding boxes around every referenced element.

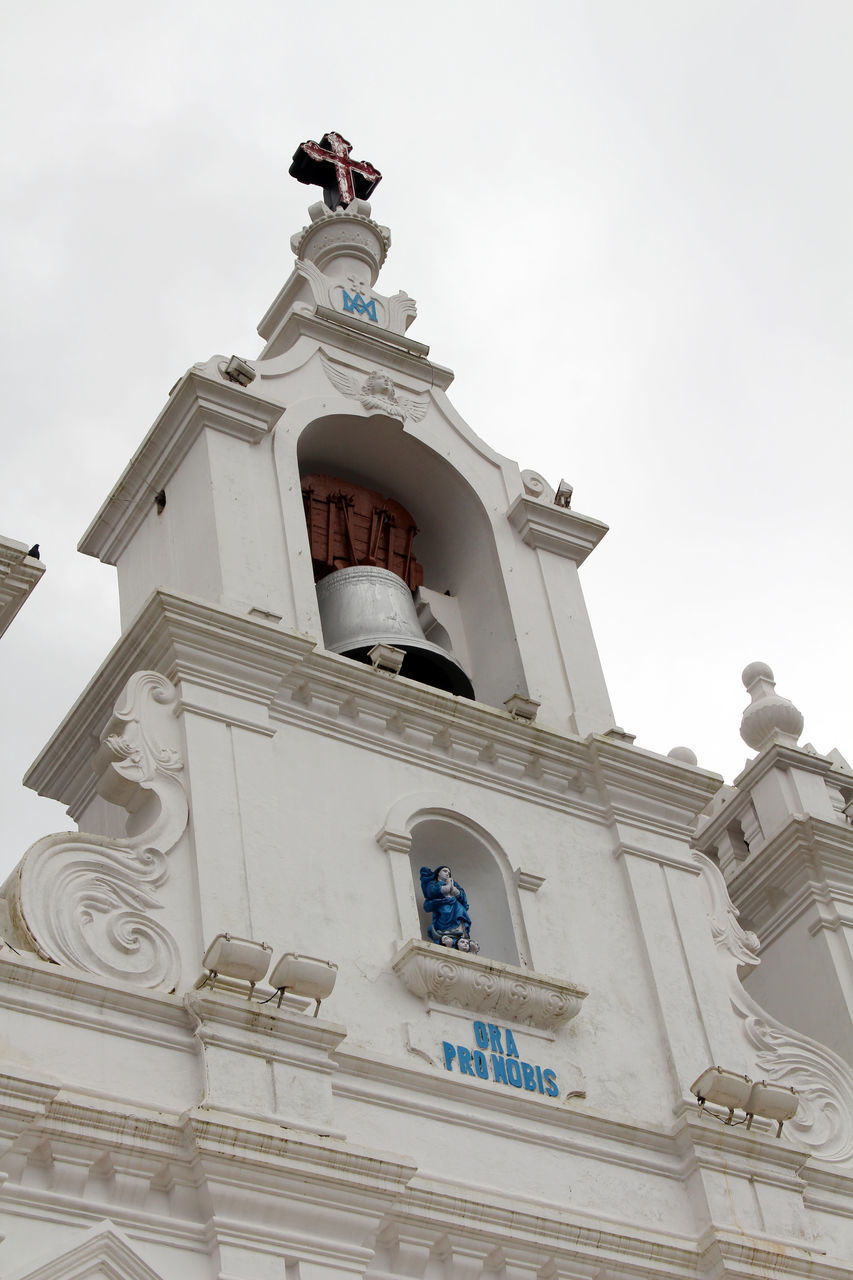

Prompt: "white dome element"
[668,745,698,765]
[740,662,805,752]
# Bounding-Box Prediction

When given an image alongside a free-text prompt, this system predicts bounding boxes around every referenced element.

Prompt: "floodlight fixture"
[554,479,573,509]
[745,1080,799,1137]
[222,354,256,386]
[268,952,338,1016]
[368,642,406,674]
[504,692,541,722]
[690,1066,798,1137]
[202,933,272,998]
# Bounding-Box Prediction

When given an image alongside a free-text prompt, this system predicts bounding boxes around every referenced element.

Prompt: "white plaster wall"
[0,971,201,1112]
[10,211,853,1280]
[746,916,853,1066]
[183,710,686,1131]
[115,431,222,628]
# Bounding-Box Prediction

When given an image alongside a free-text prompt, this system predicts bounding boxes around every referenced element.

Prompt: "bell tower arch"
[293,411,524,707]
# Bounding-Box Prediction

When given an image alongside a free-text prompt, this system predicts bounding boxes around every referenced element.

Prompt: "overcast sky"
[1,1,851,874]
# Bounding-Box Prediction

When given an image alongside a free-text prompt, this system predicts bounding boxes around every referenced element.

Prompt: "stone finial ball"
[742,661,774,689]
[668,746,698,765]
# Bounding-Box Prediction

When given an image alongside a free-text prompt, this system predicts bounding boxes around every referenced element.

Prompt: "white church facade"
[1,136,853,1280]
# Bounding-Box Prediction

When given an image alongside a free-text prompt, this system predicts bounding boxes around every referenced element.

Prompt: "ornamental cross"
[289,132,382,210]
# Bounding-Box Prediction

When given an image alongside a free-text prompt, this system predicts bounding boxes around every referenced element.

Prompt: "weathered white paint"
[2,199,853,1280]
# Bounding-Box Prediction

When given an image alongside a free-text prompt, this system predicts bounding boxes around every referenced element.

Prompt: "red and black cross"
[289,132,382,209]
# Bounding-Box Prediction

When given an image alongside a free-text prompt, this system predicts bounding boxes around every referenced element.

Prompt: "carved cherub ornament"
[320,352,427,423]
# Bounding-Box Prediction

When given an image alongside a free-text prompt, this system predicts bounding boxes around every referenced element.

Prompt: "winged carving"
[388,289,417,333]
[319,351,427,423]
[295,258,334,309]
[10,671,187,991]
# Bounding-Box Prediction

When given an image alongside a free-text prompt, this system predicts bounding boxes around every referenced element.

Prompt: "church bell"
[316,566,475,699]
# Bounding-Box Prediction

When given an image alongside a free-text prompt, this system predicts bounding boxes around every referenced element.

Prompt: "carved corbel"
[10,672,188,992]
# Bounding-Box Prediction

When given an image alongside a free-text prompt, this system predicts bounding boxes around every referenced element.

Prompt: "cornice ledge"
[184,1104,418,1189]
[335,1047,676,1167]
[275,652,601,818]
[24,591,316,809]
[185,988,346,1059]
[36,1091,189,1155]
[274,309,454,390]
[614,842,702,875]
[701,1229,843,1280]
[0,1066,62,1131]
[733,740,837,790]
[672,1106,808,1174]
[0,536,45,638]
[727,813,853,905]
[314,305,429,356]
[590,735,722,800]
[399,1179,700,1273]
[589,735,722,836]
[392,939,588,1032]
[0,951,191,1048]
[506,495,608,564]
[801,1160,853,1201]
[79,369,285,564]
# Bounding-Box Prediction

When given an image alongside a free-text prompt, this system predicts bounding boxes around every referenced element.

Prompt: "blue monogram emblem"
[342,289,378,323]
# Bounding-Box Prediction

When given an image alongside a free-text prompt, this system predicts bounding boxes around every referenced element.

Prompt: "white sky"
[1,1,851,874]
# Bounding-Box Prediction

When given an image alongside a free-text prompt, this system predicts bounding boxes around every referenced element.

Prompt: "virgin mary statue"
[419,865,473,947]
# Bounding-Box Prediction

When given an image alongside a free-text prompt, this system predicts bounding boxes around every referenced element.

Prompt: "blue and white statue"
[419,865,480,953]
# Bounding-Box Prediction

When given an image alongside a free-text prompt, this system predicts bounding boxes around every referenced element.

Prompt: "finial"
[739,662,804,752]
[289,132,382,210]
[668,746,698,765]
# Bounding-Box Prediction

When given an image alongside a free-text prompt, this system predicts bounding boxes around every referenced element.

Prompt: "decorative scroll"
[392,939,587,1033]
[11,672,187,992]
[695,850,853,1163]
[387,290,417,333]
[295,258,335,309]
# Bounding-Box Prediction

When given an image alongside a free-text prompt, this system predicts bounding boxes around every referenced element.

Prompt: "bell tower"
[11,133,620,1011]
[72,139,616,739]
[9,135,853,1280]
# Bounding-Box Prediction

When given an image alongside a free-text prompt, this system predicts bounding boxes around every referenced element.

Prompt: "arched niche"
[295,412,524,710]
[378,797,531,968]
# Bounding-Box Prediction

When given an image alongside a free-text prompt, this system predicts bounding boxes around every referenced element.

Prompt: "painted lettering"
[443,1026,558,1099]
[457,1046,475,1076]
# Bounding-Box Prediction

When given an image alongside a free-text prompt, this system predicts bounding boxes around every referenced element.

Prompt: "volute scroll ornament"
[695,849,853,1163]
[10,672,187,992]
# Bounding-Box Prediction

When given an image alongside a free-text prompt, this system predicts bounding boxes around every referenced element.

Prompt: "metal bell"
[316,566,474,699]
